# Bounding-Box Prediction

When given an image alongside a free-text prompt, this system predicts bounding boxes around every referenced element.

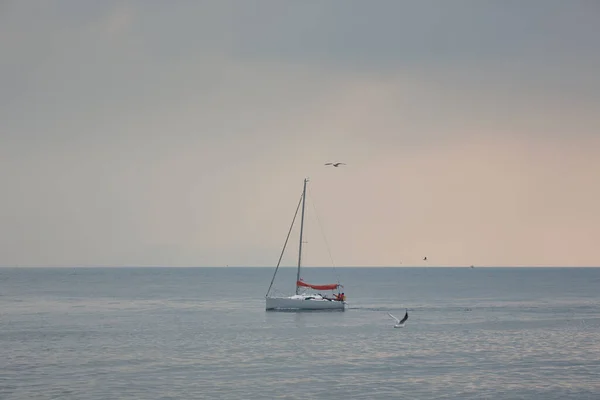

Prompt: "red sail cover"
[297,280,340,290]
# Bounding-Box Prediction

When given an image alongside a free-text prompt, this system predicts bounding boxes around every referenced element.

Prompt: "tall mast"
[296,178,308,294]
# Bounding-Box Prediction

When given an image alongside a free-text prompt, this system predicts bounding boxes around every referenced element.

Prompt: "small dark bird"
[325,162,346,167]
[423,257,427,261]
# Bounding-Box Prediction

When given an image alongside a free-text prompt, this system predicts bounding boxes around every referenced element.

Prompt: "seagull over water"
[388,310,409,328]
[325,162,346,167]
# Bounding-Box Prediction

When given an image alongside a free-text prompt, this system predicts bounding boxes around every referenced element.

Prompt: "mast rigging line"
[307,186,342,286]
[265,193,303,297]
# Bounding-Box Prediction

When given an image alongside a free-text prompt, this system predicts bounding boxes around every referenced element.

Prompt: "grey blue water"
[1,267,599,399]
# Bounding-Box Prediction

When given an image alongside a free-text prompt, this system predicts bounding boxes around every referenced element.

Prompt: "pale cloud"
[0,1,599,266]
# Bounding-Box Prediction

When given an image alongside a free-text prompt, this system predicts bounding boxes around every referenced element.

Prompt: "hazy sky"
[1,1,599,267]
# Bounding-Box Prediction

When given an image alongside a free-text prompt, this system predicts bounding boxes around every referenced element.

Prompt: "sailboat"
[265,178,346,311]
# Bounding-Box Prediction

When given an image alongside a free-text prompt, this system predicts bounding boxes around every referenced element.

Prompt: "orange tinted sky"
[1,1,599,266]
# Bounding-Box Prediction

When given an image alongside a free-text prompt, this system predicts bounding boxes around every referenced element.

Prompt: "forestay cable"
[266,194,303,297]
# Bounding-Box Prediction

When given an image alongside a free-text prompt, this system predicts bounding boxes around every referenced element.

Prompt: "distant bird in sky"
[325,162,346,167]
[423,256,427,261]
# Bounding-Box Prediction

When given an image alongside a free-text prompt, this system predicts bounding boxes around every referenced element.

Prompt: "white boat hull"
[266,295,346,311]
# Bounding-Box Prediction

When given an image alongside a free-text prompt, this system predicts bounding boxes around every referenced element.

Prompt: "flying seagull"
[325,162,346,167]
[388,310,408,328]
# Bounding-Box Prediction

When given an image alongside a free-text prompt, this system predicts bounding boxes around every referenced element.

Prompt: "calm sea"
[1,267,599,399]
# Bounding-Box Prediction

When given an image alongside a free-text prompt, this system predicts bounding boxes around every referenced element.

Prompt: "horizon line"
[1,265,599,268]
